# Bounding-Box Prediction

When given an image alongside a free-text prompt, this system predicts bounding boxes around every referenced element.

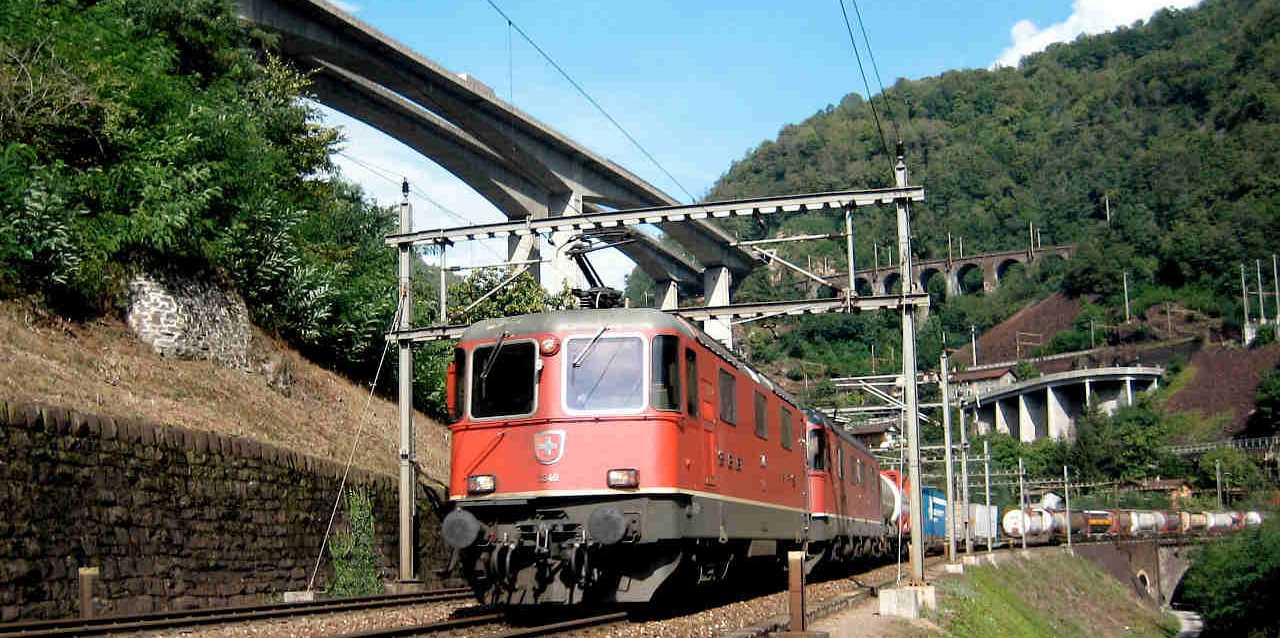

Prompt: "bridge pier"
[658,280,680,310]
[703,266,733,347]
[945,270,960,299]
[1046,386,1071,440]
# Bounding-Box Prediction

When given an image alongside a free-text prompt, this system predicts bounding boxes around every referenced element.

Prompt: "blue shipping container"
[922,486,948,540]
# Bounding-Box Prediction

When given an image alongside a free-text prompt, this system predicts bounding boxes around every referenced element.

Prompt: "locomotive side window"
[753,392,767,439]
[684,349,698,416]
[808,429,827,470]
[718,369,737,425]
[450,347,466,423]
[565,335,645,412]
[856,458,864,484]
[780,408,793,450]
[837,446,845,480]
[652,335,680,411]
[471,341,537,418]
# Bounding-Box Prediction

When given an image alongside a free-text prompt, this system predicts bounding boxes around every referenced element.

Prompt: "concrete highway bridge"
[236,0,758,323]
[962,366,1163,442]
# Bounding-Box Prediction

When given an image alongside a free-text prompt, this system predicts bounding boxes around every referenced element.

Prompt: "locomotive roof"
[461,308,802,407]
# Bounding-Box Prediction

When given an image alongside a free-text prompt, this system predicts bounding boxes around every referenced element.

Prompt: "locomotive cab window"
[718,369,737,425]
[684,349,699,416]
[856,458,864,484]
[565,335,645,412]
[780,408,793,450]
[837,447,845,480]
[652,335,680,411]
[753,392,768,439]
[470,340,537,418]
[449,347,466,423]
[808,429,827,470]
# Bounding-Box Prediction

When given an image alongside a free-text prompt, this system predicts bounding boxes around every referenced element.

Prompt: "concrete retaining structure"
[0,400,447,621]
[126,272,251,369]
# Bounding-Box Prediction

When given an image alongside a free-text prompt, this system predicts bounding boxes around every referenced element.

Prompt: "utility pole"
[1216,459,1224,509]
[1273,254,1279,326]
[873,243,879,271]
[970,325,978,367]
[396,179,417,584]
[1090,320,1096,349]
[1258,259,1267,326]
[1018,457,1028,551]
[984,440,992,558]
[947,232,953,264]
[959,236,964,258]
[941,352,956,563]
[845,206,856,299]
[895,144,926,584]
[1122,271,1131,323]
[1242,263,1252,345]
[1063,465,1072,551]
[959,406,973,555]
[1104,193,1111,226]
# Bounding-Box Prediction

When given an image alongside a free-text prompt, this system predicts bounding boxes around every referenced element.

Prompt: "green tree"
[1181,515,1280,638]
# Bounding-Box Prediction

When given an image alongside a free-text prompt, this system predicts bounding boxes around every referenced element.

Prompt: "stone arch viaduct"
[831,245,1076,297]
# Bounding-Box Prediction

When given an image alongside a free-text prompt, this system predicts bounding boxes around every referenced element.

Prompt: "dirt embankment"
[0,300,449,480]
[954,293,1082,367]
[1165,344,1280,437]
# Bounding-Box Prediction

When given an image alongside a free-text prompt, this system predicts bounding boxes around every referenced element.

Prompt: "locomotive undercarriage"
[443,493,817,605]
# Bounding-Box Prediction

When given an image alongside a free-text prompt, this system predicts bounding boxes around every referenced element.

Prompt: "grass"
[917,552,1179,638]
[0,299,450,480]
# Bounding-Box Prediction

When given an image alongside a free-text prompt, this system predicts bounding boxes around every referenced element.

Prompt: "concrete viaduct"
[832,245,1075,297]
[236,0,758,341]
[962,366,1163,442]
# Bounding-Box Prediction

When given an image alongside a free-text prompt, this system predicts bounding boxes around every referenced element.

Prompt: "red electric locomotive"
[440,308,814,605]
[803,410,892,566]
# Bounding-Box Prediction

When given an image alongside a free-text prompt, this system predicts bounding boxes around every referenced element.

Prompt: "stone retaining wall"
[0,400,448,621]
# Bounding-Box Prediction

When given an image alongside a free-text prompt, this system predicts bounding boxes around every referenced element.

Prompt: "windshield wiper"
[572,326,608,368]
[478,331,509,396]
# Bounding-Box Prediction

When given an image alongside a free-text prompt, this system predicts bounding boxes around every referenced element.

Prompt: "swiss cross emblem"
[533,430,565,465]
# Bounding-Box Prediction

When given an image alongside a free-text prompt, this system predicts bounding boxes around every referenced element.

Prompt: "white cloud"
[329,0,361,14]
[994,0,1201,68]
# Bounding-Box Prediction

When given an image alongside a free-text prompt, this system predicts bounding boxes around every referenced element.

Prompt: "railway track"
[320,609,628,638]
[0,588,473,638]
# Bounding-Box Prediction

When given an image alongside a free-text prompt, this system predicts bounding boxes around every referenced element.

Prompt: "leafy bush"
[1181,514,1280,638]
[327,488,382,597]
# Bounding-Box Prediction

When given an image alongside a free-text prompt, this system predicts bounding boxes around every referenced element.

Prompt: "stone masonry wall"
[127,272,251,369]
[0,400,448,621]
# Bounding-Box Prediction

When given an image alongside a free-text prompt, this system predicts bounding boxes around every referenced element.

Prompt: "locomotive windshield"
[470,340,537,418]
[565,335,644,412]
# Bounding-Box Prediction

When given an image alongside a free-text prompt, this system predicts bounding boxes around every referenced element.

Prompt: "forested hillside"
[655,0,1280,380]
[0,0,566,419]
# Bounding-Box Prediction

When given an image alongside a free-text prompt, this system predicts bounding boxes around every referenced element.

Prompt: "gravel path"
[570,557,930,638]
[138,600,478,638]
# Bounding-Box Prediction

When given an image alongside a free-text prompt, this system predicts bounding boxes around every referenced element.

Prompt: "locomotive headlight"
[539,336,561,356]
[467,474,496,495]
[607,468,639,489]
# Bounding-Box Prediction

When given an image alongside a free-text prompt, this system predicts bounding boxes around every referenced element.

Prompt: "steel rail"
[321,610,627,638]
[0,588,473,638]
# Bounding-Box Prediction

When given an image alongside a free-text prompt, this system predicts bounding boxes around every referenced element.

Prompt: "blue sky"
[322,0,1198,284]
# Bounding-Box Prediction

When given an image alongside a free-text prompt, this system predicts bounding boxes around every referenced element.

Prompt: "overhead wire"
[848,0,906,143]
[836,0,893,173]
[335,150,586,288]
[484,0,697,204]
